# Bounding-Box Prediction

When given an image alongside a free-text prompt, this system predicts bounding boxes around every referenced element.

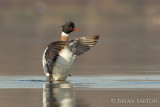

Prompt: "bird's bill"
[73,29,83,31]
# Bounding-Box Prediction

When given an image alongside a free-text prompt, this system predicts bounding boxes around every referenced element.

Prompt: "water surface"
[0,75,160,107]
[0,75,160,89]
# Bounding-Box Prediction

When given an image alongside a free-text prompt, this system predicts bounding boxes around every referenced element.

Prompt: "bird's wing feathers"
[69,35,100,56]
[44,41,66,74]
[43,35,99,75]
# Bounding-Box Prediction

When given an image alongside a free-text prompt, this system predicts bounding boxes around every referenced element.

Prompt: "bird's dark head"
[61,21,82,34]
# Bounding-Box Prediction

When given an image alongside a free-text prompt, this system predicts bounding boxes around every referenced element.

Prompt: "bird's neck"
[60,32,68,41]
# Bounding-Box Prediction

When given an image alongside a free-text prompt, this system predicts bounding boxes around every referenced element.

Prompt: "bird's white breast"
[52,47,74,80]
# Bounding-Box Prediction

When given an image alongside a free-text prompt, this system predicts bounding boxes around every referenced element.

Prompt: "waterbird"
[42,21,100,81]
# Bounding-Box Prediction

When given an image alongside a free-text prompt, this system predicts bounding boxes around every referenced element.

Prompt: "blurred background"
[1,0,160,76]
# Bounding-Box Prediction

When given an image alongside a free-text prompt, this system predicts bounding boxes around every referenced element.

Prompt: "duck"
[42,21,99,81]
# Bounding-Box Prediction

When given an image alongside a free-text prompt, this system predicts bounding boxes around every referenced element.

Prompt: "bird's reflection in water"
[43,81,74,107]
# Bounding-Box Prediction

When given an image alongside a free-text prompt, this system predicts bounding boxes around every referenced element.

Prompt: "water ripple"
[0,75,160,89]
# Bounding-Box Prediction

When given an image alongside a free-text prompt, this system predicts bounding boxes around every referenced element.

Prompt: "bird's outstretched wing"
[43,41,67,74]
[69,35,100,56]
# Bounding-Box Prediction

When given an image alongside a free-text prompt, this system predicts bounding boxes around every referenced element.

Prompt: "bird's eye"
[70,27,72,29]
